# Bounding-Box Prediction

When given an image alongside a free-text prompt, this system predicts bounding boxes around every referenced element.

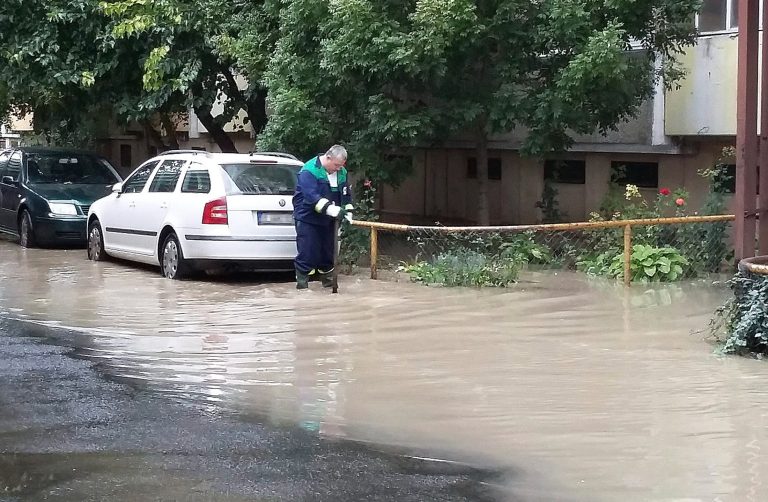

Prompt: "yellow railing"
[352,214,736,286]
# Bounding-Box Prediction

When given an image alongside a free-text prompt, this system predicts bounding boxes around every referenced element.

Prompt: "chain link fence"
[349,215,734,286]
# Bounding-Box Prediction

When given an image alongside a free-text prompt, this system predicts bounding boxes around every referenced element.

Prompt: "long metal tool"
[331,219,340,293]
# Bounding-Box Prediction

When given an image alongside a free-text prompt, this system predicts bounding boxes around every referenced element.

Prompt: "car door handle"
[128,202,135,208]
[160,203,167,209]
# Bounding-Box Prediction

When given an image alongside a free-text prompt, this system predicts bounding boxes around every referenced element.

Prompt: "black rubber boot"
[296,270,310,290]
[319,270,334,288]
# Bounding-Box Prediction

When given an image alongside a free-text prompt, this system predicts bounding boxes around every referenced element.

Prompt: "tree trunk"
[220,65,268,137]
[248,88,269,135]
[194,107,238,153]
[475,125,490,225]
[142,120,165,151]
[160,114,180,150]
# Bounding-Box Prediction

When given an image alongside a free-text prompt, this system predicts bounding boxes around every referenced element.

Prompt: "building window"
[697,0,738,33]
[467,158,477,179]
[119,144,132,168]
[488,158,502,180]
[611,161,659,189]
[544,159,586,184]
[467,157,502,180]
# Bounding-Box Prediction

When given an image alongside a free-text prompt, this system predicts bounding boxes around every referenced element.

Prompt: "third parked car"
[0,147,122,247]
[87,150,301,279]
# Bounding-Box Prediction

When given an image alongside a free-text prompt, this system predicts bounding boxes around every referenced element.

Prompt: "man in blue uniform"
[293,145,353,290]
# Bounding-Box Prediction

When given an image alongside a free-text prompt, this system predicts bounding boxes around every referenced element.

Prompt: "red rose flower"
[675,198,685,206]
[659,188,671,196]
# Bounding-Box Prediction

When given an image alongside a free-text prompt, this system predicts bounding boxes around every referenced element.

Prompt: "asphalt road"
[0,317,503,501]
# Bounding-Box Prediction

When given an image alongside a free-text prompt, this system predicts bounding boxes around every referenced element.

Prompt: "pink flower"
[659,188,671,196]
[675,198,685,206]
[363,179,372,188]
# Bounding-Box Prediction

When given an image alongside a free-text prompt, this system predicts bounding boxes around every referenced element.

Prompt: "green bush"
[578,244,689,282]
[576,249,617,277]
[499,232,552,265]
[402,248,521,287]
[711,270,768,356]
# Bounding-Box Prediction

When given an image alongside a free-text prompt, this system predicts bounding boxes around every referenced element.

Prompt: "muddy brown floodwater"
[2,240,767,501]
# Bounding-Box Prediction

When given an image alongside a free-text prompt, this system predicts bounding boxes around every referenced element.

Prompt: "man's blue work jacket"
[293,156,352,226]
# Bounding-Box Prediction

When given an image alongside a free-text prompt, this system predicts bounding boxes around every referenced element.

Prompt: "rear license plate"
[257,211,294,225]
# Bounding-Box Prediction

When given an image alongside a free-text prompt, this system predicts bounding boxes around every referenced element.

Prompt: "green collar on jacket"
[301,156,348,187]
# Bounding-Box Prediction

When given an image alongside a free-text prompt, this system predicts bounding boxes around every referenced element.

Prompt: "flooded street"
[1,240,767,501]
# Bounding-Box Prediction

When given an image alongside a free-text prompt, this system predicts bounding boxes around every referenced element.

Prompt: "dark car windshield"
[221,163,299,195]
[27,153,119,184]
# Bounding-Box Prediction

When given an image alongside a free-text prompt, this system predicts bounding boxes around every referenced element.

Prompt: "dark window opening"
[698,0,728,32]
[544,159,586,184]
[467,157,502,180]
[120,144,132,168]
[611,161,659,189]
[488,158,501,180]
[467,158,477,179]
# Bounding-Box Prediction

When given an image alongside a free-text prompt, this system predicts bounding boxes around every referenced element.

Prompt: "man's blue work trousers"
[295,220,335,274]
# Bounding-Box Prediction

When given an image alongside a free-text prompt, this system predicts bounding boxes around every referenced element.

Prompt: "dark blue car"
[0,147,122,247]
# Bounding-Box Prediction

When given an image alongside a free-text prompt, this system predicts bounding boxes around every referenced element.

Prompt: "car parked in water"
[86,150,301,279]
[0,147,122,247]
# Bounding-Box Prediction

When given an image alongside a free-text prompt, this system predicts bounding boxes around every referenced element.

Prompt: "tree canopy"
[252,0,699,223]
[0,0,272,151]
[0,0,699,222]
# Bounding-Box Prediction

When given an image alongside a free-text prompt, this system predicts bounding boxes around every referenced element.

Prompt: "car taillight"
[202,197,228,225]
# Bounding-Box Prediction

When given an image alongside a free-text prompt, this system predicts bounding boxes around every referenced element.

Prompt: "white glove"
[344,212,353,223]
[325,204,342,218]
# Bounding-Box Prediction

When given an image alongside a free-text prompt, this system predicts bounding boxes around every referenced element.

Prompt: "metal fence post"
[370,227,378,279]
[623,224,632,286]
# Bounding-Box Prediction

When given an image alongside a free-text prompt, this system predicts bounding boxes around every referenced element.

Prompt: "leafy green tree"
[0,0,273,153]
[0,0,112,142]
[98,0,270,152]
[256,0,698,223]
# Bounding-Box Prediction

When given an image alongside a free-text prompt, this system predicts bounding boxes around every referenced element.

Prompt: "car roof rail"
[158,149,212,157]
[250,151,299,161]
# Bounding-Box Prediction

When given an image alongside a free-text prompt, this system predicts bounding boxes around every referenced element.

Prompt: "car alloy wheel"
[87,221,106,261]
[19,210,35,248]
[161,233,189,280]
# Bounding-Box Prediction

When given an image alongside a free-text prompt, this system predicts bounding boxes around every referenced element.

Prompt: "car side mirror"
[1,175,16,185]
[112,182,124,193]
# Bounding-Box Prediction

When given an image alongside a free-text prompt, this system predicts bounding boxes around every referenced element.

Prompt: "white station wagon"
[87,150,301,279]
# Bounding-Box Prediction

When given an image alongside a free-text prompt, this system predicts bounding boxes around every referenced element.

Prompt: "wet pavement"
[1,240,767,500]
[0,318,498,501]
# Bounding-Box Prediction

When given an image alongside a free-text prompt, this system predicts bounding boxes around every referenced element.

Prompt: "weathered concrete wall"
[665,35,739,136]
[380,142,734,225]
